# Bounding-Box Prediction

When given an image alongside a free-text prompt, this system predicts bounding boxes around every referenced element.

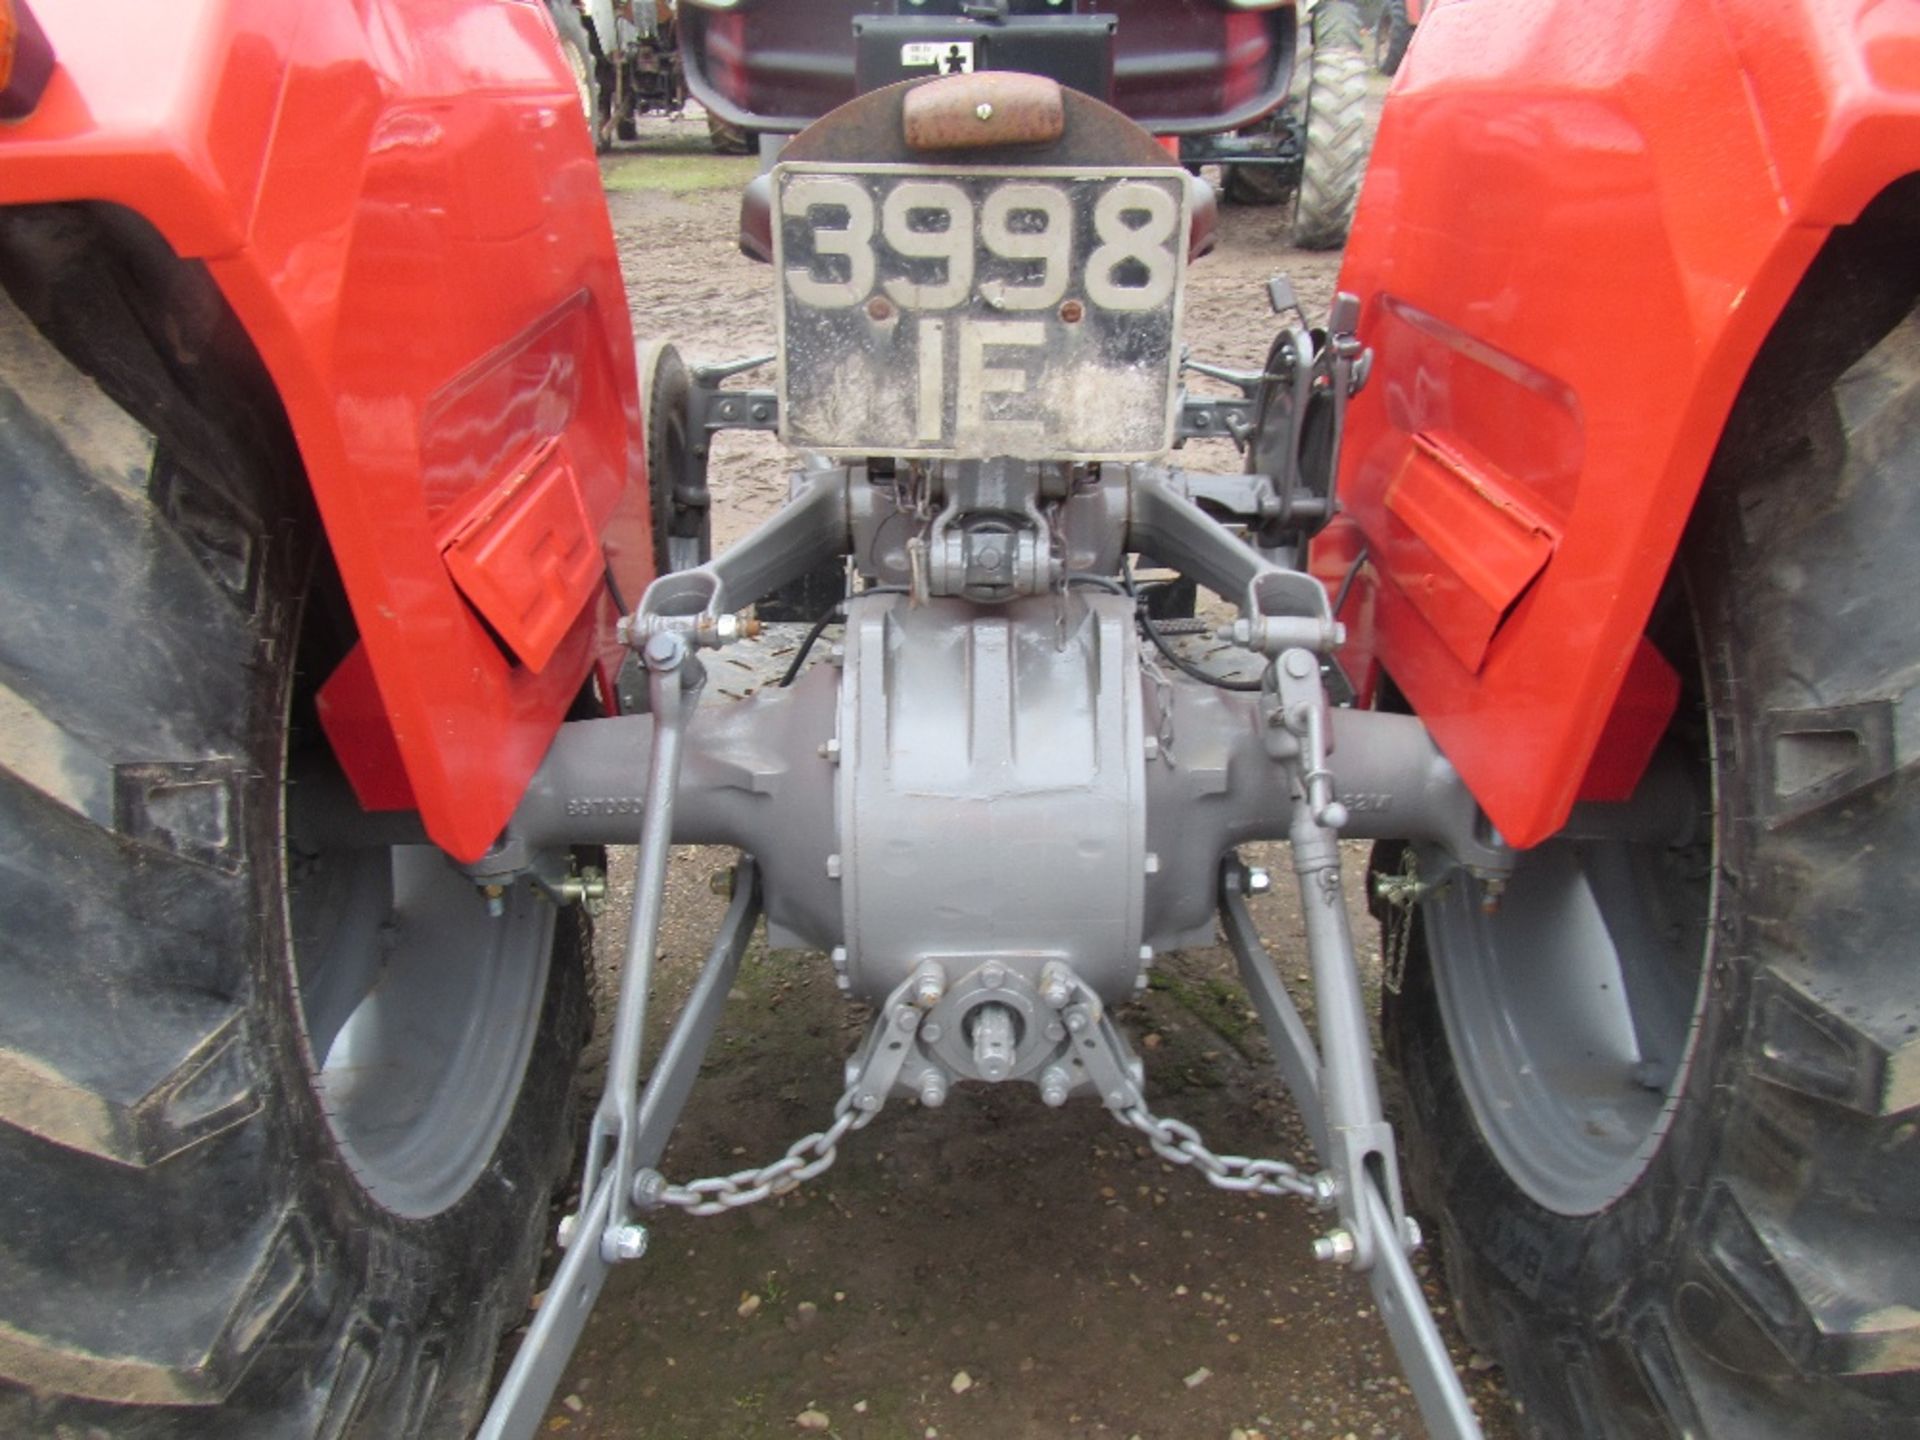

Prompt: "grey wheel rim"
[1424,762,1715,1216]
[286,843,553,1219]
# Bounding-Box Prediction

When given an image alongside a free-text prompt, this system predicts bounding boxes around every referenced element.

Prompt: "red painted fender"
[0,0,650,862]
[1323,0,1920,848]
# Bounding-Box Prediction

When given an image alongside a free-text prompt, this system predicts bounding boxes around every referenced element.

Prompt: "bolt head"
[605,1224,649,1263]
[1246,866,1272,895]
[893,1004,920,1032]
[980,962,1006,990]
[643,631,685,668]
[1283,648,1316,679]
[556,1213,578,1249]
[975,101,994,121]
[1065,1009,1088,1034]
[922,1021,943,1044]
[1311,1228,1356,1266]
[1401,1215,1424,1252]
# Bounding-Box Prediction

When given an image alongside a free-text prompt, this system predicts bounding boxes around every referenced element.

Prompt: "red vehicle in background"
[0,2,1914,1438]
[679,0,1374,245]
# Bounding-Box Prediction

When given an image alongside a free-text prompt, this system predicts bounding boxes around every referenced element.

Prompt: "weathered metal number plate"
[773,163,1188,460]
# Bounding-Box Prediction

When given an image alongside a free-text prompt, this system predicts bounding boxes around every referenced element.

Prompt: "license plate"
[772,163,1188,460]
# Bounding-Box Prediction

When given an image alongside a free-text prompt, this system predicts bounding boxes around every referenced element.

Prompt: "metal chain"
[1374,847,1425,997]
[1114,1100,1330,1204]
[632,1086,871,1218]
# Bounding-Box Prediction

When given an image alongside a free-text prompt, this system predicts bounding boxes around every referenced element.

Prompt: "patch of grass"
[601,151,757,195]
[1148,968,1262,1060]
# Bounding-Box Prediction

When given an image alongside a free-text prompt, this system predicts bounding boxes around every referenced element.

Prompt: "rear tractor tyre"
[1291,0,1370,250]
[638,339,711,575]
[0,205,589,1438]
[1221,152,1295,209]
[705,109,756,157]
[548,1,604,152]
[1381,286,1920,1431]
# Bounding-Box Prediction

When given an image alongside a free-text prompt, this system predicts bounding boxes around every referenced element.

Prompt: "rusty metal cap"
[902,71,1065,151]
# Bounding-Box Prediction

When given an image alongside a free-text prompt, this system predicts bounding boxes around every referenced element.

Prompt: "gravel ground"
[521,87,1525,1440]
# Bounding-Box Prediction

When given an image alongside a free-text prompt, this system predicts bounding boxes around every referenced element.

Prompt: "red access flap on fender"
[442,441,603,675]
[1379,433,1556,673]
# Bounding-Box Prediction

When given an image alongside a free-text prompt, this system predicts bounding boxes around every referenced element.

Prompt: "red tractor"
[0,2,1915,1438]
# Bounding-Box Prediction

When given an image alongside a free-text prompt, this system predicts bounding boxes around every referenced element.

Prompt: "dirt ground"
[528,95,1525,1440]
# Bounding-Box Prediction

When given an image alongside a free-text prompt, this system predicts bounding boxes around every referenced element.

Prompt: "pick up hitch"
[479,653,1490,1440]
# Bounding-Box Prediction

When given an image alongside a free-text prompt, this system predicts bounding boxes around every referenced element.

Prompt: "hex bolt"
[980,962,1006,990]
[1044,1020,1066,1042]
[819,737,841,763]
[642,631,686,670]
[975,101,994,121]
[1038,964,1073,1010]
[1312,1229,1357,1266]
[1246,866,1273,896]
[556,1212,578,1250]
[1065,1007,1090,1035]
[603,1224,649,1263]
[1040,1066,1072,1108]
[1401,1215,1424,1252]
[893,1004,920,1033]
[630,1168,668,1210]
[856,1090,881,1113]
[1143,735,1160,761]
[913,962,947,1009]
[921,1021,944,1044]
[919,1069,949,1108]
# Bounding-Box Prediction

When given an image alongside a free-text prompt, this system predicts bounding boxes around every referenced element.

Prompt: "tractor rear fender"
[0,0,649,863]
[1323,0,1920,848]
